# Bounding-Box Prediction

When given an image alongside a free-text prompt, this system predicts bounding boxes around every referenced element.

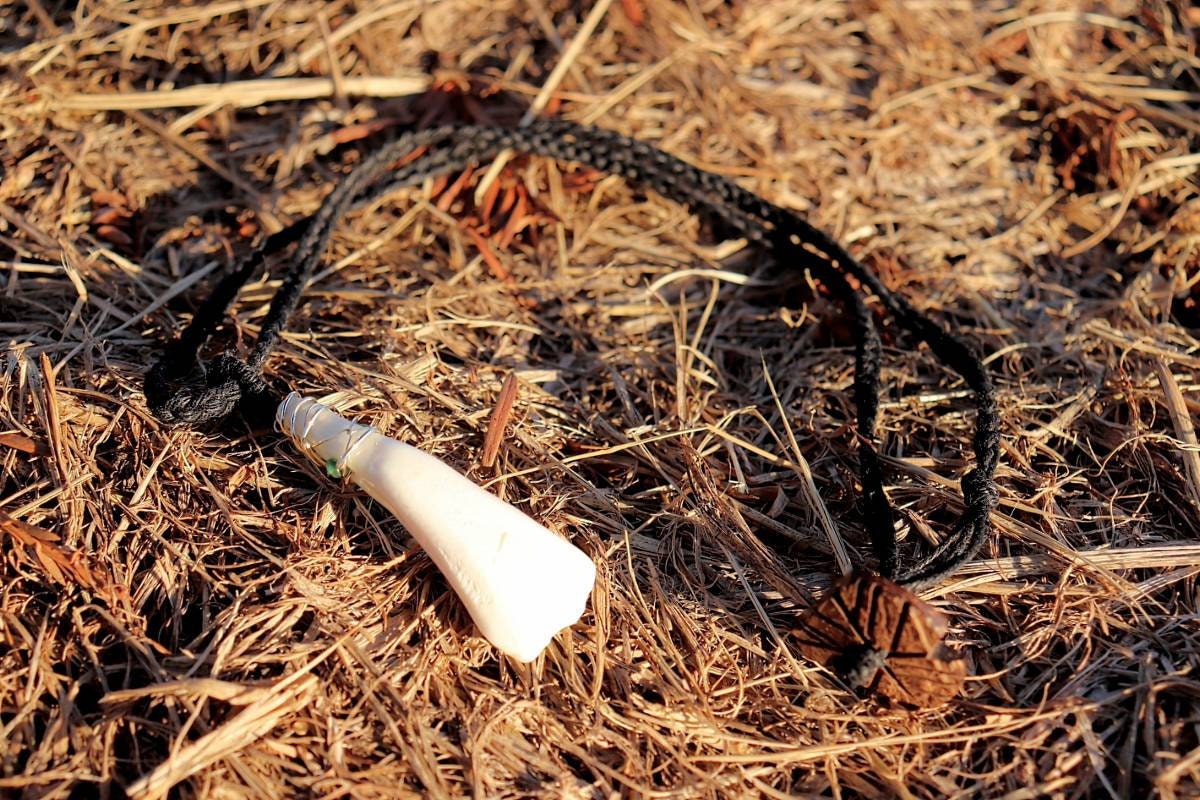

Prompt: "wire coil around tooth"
[276,392,377,479]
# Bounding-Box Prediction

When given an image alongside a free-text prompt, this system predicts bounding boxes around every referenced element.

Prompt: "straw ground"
[2,1,1199,797]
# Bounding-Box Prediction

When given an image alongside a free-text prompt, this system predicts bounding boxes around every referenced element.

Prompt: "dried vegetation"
[2,1,1200,797]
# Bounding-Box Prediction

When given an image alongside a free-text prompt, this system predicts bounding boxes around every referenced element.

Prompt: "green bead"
[325,458,342,479]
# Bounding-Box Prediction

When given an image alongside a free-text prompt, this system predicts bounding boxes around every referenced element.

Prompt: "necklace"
[144,119,1000,696]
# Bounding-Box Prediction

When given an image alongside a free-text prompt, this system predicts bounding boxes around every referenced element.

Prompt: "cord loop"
[145,353,266,425]
[142,118,1001,585]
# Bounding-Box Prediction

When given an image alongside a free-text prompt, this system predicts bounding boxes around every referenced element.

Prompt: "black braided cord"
[143,118,1000,588]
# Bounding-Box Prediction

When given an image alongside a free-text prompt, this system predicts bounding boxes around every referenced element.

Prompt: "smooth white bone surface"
[276,393,595,662]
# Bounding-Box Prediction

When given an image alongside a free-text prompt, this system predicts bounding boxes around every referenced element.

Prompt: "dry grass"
[2,1,1200,797]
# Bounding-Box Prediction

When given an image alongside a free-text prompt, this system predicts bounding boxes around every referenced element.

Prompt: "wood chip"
[793,572,967,708]
[0,432,48,456]
[482,372,519,469]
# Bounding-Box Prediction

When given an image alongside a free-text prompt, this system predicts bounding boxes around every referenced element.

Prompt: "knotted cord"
[143,118,1000,587]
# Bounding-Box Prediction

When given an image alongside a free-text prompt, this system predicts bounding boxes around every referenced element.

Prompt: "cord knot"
[144,353,267,425]
[961,468,999,510]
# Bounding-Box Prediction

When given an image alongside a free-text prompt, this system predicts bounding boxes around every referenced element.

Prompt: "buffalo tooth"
[276,392,596,662]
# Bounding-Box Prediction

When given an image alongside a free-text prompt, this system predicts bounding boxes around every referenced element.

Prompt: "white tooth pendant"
[276,392,596,663]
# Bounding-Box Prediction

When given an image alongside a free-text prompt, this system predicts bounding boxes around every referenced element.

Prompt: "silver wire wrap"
[275,392,377,478]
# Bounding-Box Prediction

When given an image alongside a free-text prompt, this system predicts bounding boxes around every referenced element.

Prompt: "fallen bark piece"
[793,571,966,708]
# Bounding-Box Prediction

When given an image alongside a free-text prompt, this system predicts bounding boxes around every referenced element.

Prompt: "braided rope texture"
[143,119,1000,586]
